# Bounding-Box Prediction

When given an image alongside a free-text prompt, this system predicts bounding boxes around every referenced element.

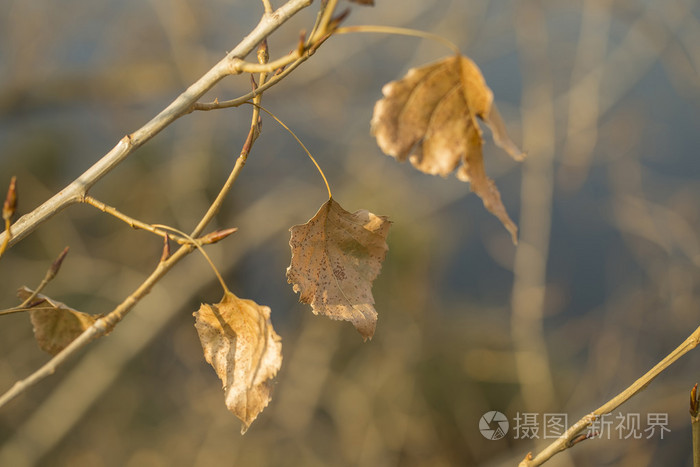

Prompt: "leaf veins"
[194,292,282,434]
[286,198,390,340]
[371,54,524,243]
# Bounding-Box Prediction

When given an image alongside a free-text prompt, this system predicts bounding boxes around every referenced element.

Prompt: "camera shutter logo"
[480,411,509,440]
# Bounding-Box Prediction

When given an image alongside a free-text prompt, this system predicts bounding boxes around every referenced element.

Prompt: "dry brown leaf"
[17,286,97,356]
[286,198,390,340]
[371,54,524,243]
[194,291,282,434]
[347,0,374,5]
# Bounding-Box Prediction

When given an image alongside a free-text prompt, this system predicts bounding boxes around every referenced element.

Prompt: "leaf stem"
[153,225,231,295]
[334,25,461,56]
[246,102,333,199]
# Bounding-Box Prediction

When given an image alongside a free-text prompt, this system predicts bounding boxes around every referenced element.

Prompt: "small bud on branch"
[47,247,70,281]
[200,227,238,245]
[3,176,17,221]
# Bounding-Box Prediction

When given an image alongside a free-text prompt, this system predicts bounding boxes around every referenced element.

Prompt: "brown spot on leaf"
[286,198,390,340]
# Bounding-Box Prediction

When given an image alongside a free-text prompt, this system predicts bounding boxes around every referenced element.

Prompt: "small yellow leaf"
[371,54,524,243]
[17,286,96,356]
[194,292,282,434]
[287,198,390,340]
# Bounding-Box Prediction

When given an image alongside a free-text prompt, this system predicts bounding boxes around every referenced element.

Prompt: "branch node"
[567,433,594,448]
[297,29,307,56]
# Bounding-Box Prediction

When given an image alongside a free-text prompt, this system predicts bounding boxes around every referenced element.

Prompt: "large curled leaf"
[286,198,390,340]
[17,286,97,356]
[194,292,282,434]
[371,54,524,242]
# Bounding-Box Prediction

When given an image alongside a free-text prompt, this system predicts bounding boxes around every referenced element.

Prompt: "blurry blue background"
[1,1,699,466]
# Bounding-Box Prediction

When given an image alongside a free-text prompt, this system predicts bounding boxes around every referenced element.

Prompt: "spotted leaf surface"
[287,198,390,340]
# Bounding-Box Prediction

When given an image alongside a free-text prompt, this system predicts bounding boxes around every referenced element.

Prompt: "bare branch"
[0,0,312,410]
[192,32,333,112]
[519,326,700,466]
[0,0,313,252]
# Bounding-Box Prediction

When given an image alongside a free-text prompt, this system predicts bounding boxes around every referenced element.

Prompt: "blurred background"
[1,0,699,465]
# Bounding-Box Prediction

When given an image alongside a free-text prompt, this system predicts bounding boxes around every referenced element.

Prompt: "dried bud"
[47,246,70,280]
[297,30,306,56]
[201,227,238,245]
[257,39,269,65]
[690,383,699,418]
[328,8,351,32]
[3,176,17,221]
[160,234,171,262]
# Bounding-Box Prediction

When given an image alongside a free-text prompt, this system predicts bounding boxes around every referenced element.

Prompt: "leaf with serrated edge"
[287,198,390,340]
[371,54,524,243]
[17,286,97,356]
[194,292,282,434]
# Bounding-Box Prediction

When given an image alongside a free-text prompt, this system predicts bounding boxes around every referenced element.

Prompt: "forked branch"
[0,0,319,409]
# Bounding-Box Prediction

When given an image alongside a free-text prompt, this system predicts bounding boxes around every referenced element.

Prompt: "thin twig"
[0,121,260,409]
[261,0,273,15]
[191,32,333,113]
[519,325,700,466]
[82,195,190,245]
[190,124,260,241]
[188,43,270,240]
[310,0,339,43]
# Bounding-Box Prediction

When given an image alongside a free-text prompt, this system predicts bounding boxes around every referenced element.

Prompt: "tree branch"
[0,0,313,253]
[0,0,313,409]
[519,325,700,466]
